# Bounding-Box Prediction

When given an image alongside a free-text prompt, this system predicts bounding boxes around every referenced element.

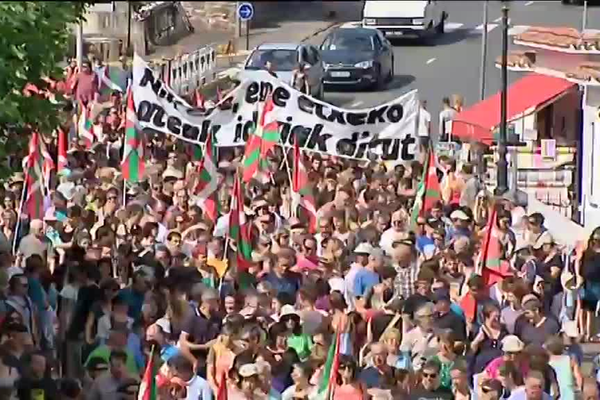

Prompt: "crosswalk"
[341,20,528,37]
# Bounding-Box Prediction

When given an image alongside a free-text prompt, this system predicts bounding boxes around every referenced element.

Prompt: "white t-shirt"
[418,108,432,137]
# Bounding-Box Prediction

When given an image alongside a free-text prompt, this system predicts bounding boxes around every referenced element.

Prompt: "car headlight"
[355,60,373,69]
[413,18,425,25]
[363,18,376,25]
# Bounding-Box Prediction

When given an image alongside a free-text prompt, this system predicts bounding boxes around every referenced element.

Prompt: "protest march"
[0,44,599,400]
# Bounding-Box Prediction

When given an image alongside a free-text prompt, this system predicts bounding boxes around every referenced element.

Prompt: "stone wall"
[181,1,237,33]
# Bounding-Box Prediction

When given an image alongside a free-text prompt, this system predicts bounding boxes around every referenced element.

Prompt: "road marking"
[426,57,436,65]
[444,22,464,32]
[525,1,534,5]
[350,100,364,108]
[474,23,499,33]
[509,25,531,36]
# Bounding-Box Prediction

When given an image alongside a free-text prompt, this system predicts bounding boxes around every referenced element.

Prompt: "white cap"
[238,363,260,377]
[450,209,470,221]
[354,242,374,255]
[501,335,524,352]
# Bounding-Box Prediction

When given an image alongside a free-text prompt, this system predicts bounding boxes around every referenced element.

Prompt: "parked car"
[320,27,394,90]
[240,43,325,99]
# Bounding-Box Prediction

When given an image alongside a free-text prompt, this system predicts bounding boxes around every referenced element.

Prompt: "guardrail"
[151,44,218,95]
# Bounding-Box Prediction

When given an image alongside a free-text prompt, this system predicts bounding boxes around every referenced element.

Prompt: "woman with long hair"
[207,322,240,394]
[333,355,367,400]
[470,303,508,376]
[84,278,120,347]
[430,330,460,391]
[576,227,600,341]
[281,362,316,400]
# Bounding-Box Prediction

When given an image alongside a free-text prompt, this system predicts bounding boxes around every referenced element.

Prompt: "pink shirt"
[484,356,529,379]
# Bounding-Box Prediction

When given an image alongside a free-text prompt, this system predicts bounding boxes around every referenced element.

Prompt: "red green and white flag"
[97,65,124,97]
[194,132,219,223]
[121,88,146,183]
[410,148,441,229]
[24,132,46,221]
[138,347,157,400]
[242,94,280,182]
[229,175,253,271]
[317,330,341,400]
[217,371,228,400]
[194,89,206,110]
[78,103,94,149]
[479,207,513,286]
[57,127,68,173]
[292,135,317,233]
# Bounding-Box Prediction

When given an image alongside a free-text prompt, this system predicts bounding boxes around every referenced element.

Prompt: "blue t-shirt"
[160,344,180,363]
[353,269,380,298]
[416,235,435,253]
[119,288,145,324]
[27,278,46,311]
[262,272,301,297]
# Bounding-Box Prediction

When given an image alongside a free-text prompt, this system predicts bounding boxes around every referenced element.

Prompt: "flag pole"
[12,172,29,255]
[122,179,127,209]
[218,177,237,296]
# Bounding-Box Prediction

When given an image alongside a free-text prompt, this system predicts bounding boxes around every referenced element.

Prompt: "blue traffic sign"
[237,2,254,21]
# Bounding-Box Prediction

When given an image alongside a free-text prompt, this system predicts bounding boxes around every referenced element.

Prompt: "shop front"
[450,73,581,219]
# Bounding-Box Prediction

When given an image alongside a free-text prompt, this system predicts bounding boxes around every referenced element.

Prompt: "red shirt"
[72,71,98,106]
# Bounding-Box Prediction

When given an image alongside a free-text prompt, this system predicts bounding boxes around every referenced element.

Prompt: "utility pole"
[479,0,489,100]
[583,0,588,32]
[495,2,509,196]
[127,1,132,54]
[76,21,84,68]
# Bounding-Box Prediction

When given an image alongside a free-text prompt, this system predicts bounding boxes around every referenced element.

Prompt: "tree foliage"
[0,2,89,176]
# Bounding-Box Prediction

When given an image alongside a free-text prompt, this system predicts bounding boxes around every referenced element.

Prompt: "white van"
[362,0,447,39]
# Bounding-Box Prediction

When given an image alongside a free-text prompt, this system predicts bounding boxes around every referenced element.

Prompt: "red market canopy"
[451,73,577,145]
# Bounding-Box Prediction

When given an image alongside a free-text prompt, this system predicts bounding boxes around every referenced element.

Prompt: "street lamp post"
[495,2,509,195]
[479,0,489,100]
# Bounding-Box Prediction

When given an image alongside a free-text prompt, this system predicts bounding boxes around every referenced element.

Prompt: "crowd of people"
[0,52,600,400]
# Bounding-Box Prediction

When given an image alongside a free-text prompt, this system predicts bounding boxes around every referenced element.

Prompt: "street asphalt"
[302,1,600,129]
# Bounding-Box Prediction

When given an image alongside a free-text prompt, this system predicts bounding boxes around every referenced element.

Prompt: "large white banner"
[133,55,422,161]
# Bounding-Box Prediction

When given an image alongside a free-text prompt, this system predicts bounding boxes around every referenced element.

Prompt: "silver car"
[241,43,325,99]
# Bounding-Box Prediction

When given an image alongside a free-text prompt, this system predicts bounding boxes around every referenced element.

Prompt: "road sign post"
[237,2,254,51]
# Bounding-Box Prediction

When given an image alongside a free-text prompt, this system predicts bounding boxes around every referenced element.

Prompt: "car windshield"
[321,31,374,52]
[245,49,298,71]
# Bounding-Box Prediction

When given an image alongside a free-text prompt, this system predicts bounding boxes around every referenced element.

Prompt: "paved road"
[305,1,600,129]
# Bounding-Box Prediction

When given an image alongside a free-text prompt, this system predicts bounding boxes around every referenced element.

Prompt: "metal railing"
[151,43,217,95]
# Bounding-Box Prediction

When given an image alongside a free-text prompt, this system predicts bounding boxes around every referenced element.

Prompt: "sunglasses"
[423,372,438,378]
[481,387,496,394]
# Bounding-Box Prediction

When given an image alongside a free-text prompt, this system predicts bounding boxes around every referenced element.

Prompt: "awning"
[451,73,577,145]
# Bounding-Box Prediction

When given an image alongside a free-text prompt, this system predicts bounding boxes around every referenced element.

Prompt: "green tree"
[0,2,89,177]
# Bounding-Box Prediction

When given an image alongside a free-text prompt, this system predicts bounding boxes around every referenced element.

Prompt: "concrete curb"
[300,21,343,43]
[212,20,342,59]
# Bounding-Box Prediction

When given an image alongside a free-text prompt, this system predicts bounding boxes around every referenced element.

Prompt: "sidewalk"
[148,1,362,68]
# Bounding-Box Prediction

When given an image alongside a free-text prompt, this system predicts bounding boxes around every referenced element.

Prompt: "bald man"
[359,342,397,390]
[16,219,50,268]
[146,322,180,363]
